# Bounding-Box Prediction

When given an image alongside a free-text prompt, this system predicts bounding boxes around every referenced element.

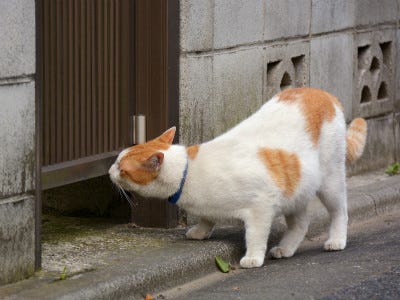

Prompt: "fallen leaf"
[59,266,67,280]
[145,294,154,300]
[215,256,230,273]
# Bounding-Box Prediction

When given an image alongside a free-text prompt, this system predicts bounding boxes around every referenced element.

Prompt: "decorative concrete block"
[264,41,310,101]
[0,0,35,78]
[311,0,355,34]
[264,0,311,41]
[355,0,397,27]
[310,34,354,121]
[0,195,35,285]
[180,0,214,52]
[347,115,396,175]
[353,29,395,118]
[213,47,264,135]
[0,82,35,198]
[395,113,400,161]
[179,55,214,144]
[214,0,264,49]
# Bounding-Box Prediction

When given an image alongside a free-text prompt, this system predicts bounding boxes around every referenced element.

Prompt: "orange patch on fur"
[278,88,343,146]
[258,148,301,198]
[119,136,170,185]
[187,145,200,160]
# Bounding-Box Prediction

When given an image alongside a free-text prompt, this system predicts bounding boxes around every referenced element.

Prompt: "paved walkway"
[162,210,400,299]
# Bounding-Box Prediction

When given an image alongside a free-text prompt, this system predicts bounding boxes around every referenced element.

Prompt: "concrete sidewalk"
[1,169,399,300]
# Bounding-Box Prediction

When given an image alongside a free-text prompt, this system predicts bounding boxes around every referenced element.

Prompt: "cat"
[109,87,367,268]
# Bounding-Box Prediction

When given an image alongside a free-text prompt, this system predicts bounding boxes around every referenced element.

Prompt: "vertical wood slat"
[62,0,68,162]
[43,1,50,165]
[79,0,86,158]
[68,0,74,161]
[114,0,120,150]
[109,0,115,151]
[73,0,80,160]
[41,0,131,167]
[49,0,56,164]
[86,0,92,157]
[102,0,109,152]
[91,0,97,156]
[97,0,103,154]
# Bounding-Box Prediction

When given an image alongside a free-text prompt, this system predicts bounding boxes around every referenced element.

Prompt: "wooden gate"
[39,0,132,188]
[37,0,179,228]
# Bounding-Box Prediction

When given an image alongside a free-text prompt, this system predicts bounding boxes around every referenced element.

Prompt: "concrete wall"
[179,0,400,175]
[0,0,36,285]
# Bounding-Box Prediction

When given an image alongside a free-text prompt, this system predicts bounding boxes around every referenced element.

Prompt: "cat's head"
[109,127,176,196]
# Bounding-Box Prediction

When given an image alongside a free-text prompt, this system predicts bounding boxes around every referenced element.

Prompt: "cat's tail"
[346,118,367,162]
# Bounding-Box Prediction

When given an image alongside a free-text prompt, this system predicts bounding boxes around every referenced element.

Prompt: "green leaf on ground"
[215,256,230,273]
[60,266,67,280]
[385,162,400,176]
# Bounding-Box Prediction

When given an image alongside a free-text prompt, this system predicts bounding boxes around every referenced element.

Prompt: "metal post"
[133,115,146,144]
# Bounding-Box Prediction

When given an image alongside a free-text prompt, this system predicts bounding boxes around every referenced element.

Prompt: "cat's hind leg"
[317,167,348,251]
[269,207,309,259]
[186,218,215,240]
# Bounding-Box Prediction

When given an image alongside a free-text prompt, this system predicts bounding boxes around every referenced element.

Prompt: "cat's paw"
[185,226,212,240]
[269,246,294,259]
[324,239,346,251]
[240,256,264,268]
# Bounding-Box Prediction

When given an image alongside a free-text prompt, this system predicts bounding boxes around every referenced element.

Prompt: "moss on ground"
[40,213,184,274]
[42,214,118,244]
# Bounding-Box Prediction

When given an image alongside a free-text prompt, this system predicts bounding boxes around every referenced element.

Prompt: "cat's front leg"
[240,208,274,268]
[186,218,215,240]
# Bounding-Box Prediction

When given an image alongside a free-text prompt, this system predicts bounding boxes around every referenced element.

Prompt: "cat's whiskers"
[111,181,136,210]
[118,186,136,210]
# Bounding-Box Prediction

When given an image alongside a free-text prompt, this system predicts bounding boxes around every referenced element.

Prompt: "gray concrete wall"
[0,0,36,285]
[179,0,400,174]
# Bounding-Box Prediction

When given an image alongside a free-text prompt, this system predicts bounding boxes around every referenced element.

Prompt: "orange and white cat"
[109,87,367,268]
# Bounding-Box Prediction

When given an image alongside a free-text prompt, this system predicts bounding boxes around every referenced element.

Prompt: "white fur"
[110,95,353,268]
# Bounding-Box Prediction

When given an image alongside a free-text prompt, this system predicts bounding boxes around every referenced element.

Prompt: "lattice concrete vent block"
[354,29,395,118]
[264,41,309,101]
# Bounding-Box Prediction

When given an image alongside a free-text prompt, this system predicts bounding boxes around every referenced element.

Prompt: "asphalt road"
[160,210,400,300]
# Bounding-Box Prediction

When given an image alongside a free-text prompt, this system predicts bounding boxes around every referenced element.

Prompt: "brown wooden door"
[39,0,132,189]
[37,0,179,227]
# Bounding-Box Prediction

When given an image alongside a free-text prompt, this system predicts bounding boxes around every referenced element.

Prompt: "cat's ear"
[158,127,176,144]
[142,152,164,172]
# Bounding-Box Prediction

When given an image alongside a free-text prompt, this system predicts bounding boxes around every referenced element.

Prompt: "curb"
[2,171,400,300]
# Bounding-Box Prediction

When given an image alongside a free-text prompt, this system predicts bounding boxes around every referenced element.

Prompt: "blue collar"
[168,159,188,204]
